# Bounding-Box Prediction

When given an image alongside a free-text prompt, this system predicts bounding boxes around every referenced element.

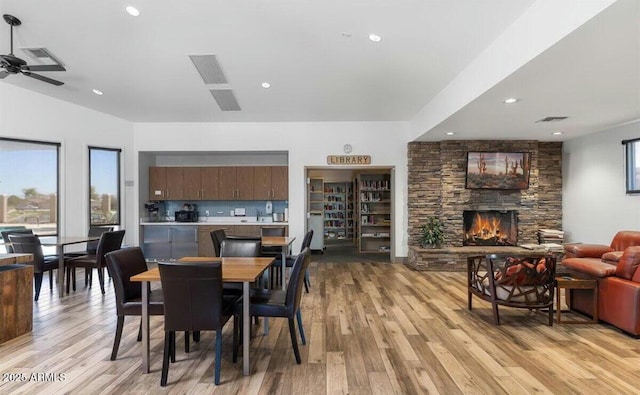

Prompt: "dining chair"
[104,247,164,360]
[211,229,261,257]
[8,234,59,301]
[64,226,115,259]
[1,229,34,253]
[233,247,311,364]
[260,226,287,257]
[65,230,125,294]
[158,262,239,386]
[272,230,313,292]
[220,239,262,258]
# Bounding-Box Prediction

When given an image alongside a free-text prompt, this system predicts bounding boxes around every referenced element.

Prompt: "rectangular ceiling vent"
[190,55,228,84]
[19,47,66,71]
[210,89,241,111]
[536,116,569,123]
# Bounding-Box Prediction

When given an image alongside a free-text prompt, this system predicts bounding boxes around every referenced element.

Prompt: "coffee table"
[555,275,598,324]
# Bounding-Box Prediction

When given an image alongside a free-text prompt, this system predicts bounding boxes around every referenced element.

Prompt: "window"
[624,138,640,194]
[0,138,60,235]
[89,147,121,226]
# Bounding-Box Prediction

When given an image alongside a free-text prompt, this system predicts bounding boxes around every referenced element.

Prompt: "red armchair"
[562,231,640,336]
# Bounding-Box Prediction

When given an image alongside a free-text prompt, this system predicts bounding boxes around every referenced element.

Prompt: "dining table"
[38,236,100,298]
[0,253,34,266]
[261,236,296,290]
[130,256,274,375]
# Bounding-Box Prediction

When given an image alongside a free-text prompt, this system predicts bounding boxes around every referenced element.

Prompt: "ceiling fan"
[0,14,65,86]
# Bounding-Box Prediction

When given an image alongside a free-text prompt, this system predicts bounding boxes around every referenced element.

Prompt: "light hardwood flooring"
[2,259,640,394]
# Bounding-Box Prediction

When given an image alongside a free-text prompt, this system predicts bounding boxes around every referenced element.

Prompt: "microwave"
[175,210,199,222]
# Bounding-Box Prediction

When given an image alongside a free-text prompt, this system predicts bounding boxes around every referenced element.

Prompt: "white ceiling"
[0,0,637,142]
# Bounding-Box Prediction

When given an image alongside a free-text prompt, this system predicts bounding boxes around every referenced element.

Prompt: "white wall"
[133,122,410,257]
[0,84,135,243]
[563,120,640,244]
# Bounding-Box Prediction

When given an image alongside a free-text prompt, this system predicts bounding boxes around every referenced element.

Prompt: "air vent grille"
[536,116,569,122]
[21,47,63,65]
[190,55,228,84]
[210,89,241,111]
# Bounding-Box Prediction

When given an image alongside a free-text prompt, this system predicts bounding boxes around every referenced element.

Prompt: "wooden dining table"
[0,253,34,266]
[261,236,296,290]
[39,236,100,298]
[130,256,274,376]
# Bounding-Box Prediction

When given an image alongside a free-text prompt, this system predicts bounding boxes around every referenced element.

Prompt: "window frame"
[0,137,61,235]
[88,146,122,227]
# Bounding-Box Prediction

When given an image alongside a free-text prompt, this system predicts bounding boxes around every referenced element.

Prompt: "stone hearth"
[406,245,543,271]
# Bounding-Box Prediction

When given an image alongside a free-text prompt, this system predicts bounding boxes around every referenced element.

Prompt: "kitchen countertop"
[140,217,288,226]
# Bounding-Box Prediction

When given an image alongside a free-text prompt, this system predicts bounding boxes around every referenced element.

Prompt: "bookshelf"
[358,173,391,253]
[323,182,354,241]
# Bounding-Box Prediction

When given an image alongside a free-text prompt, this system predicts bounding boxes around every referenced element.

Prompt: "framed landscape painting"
[465,152,531,189]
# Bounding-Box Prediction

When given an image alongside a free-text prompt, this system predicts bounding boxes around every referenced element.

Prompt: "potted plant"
[420,216,444,248]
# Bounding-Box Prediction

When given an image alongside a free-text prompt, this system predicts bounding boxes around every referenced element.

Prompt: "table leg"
[556,284,561,324]
[243,281,250,375]
[281,248,286,291]
[142,281,150,374]
[57,246,65,298]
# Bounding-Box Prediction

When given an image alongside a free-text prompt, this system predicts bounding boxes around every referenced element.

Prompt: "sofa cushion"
[602,251,622,264]
[562,257,616,278]
[615,246,640,280]
[564,244,613,258]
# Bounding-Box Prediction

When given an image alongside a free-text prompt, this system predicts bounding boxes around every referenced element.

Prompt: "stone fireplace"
[406,140,563,271]
[463,210,517,246]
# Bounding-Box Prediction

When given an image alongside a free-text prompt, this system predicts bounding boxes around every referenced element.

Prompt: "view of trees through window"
[0,138,60,235]
[89,147,121,226]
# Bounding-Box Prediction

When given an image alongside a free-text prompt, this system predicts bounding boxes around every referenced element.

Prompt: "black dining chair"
[104,247,164,360]
[233,247,311,364]
[158,262,240,386]
[272,230,313,292]
[8,234,59,301]
[65,230,125,294]
[211,229,260,257]
[1,229,34,253]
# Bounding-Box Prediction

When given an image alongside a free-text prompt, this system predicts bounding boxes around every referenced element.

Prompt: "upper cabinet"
[149,166,285,201]
[271,166,288,200]
[149,167,184,200]
[218,167,254,200]
[254,166,288,200]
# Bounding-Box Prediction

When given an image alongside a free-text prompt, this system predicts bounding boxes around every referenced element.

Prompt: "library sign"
[326,155,371,165]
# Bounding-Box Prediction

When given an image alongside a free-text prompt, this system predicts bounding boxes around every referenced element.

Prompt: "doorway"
[305,167,394,262]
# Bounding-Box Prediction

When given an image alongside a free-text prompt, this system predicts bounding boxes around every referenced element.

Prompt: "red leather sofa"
[562,231,640,336]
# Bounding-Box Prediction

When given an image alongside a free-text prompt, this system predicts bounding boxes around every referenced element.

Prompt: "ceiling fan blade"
[0,70,9,79]
[24,64,66,72]
[21,71,64,86]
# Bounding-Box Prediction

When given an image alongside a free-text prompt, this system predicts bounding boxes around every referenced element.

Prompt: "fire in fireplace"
[463,210,517,246]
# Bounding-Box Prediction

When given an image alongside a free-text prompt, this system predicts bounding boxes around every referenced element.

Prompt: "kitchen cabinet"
[271,166,288,200]
[219,167,254,200]
[197,224,233,256]
[149,166,285,201]
[182,167,202,200]
[201,167,220,200]
[254,166,288,200]
[148,167,184,200]
[142,225,198,259]
[149,167,167,200]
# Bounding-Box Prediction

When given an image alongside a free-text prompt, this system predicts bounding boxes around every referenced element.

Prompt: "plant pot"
[420,242,439,249]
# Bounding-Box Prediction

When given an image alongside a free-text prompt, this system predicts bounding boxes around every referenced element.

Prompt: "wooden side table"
[555,275,598,324]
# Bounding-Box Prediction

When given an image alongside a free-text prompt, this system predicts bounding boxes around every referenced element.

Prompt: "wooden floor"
[2,259,640,394]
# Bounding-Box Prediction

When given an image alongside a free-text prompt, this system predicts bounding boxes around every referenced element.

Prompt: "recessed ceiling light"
[368,34,382,42]
[261,82,271,89]
[552,131,564,136]
[503,98,518,104]
[445,132,455,136]
[92,89,103,96]
[125,6,140,16]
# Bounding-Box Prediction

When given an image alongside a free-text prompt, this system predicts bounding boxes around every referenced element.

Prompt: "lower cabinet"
[197,225,234,257]
[142,226,198,260]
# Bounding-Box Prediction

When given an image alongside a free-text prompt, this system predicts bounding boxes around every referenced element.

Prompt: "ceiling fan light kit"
[0,14,65,86]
